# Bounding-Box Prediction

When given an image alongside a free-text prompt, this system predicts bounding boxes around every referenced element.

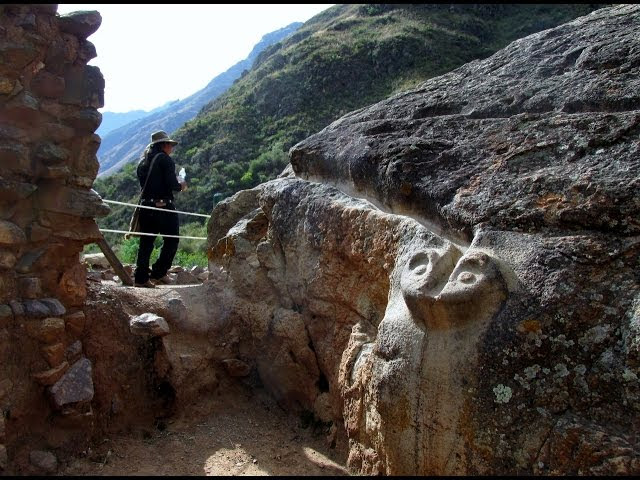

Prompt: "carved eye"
[458,271,476,284]
[414,265,428,276]
[407,252,436,275]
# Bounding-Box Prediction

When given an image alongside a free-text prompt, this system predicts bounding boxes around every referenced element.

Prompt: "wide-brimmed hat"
[149,130,178,146]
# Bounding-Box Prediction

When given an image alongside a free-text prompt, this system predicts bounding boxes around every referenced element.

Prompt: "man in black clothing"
[133,130,187,288]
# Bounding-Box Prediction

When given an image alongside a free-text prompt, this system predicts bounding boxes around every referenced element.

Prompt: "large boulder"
[290,5,640,243]
[207,5,640,476]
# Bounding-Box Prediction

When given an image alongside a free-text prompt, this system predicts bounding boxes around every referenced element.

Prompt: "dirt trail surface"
[61,383,348,476]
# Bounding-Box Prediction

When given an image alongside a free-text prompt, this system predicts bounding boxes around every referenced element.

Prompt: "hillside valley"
[96,22,302,178]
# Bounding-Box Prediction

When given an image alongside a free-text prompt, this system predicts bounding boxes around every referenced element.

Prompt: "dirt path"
[60,384,348,476]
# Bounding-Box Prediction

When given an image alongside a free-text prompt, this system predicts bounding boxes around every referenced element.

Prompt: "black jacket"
[137,152,182,201]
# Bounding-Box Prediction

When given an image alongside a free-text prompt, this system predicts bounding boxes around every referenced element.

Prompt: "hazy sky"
[56,4,332,113]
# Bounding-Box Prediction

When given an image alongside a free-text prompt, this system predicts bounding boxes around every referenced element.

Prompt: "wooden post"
[96,236,134,286]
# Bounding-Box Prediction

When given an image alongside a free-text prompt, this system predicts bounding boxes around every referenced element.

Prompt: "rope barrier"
[98,197,209,240]
[102,199,210,218]
[99,229,208,240]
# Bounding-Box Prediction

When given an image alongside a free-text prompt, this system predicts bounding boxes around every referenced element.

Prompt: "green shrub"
[178,221,208,255]
[113,224,207,269]
[117,236,160,265]
[174,250,208,268]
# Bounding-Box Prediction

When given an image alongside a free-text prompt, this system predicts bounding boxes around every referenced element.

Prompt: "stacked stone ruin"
[0,4,107,471]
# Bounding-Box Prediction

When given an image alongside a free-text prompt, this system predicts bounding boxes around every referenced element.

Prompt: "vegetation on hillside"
[93,3,606,254]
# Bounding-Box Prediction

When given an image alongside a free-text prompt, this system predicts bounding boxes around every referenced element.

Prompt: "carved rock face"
[344,244,509,475]
[402,248,507,329]
[205,6,640,476]
[400,244,461,305]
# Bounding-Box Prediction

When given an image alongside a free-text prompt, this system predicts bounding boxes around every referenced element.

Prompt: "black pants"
[134,202,179,283]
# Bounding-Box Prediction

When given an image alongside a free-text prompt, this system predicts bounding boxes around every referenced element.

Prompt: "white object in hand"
[177,167,186,183]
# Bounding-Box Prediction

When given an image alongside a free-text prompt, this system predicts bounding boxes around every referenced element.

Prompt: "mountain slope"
[97,21,302,177]
[97,99,178,138]
[97,110,147,138]
[94,4,607,230]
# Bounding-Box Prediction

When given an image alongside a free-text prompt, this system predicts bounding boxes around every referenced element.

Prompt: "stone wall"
[0,4,107,473]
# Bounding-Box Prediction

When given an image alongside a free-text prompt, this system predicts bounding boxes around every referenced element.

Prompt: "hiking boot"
[134,280,156,288]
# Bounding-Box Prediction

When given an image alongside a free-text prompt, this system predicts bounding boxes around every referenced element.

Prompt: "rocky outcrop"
[206,5,640,475]
[0,4,107,473]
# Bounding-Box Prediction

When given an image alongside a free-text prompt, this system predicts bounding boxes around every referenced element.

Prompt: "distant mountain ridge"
[97,21,303,177]
[96,99,180,138]
[97,110,146,138]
